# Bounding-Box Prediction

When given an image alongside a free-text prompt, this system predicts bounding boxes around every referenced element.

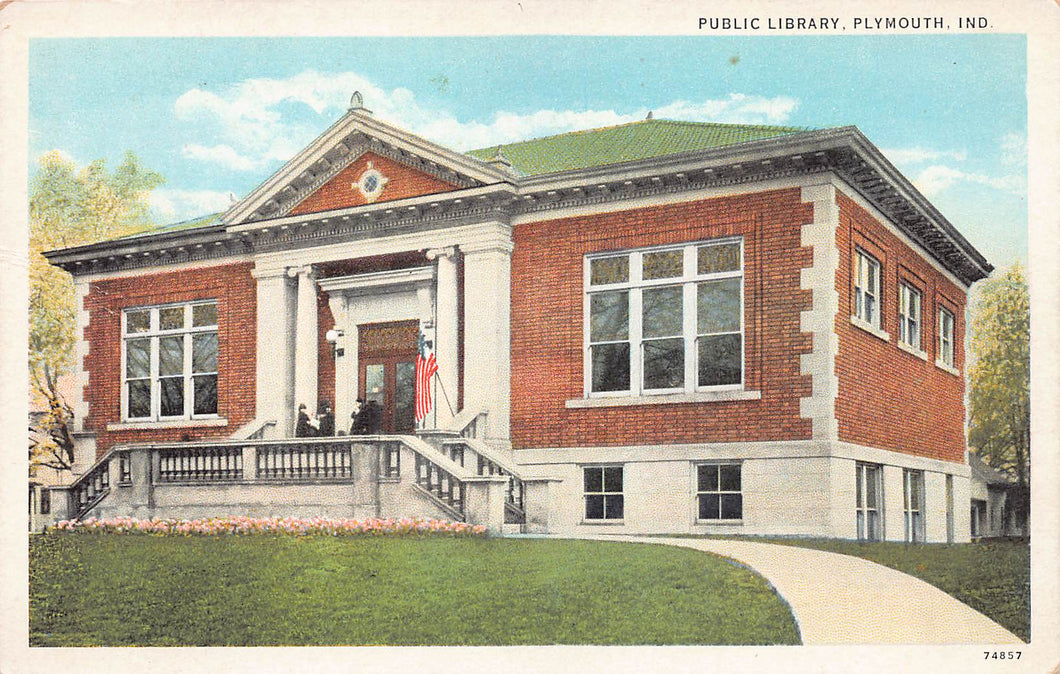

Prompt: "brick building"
[44,97,991,540]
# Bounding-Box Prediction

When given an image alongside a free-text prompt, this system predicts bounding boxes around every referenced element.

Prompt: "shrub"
[48,516,488,538]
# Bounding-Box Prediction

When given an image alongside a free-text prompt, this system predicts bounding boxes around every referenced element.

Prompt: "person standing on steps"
[295,403,317,438]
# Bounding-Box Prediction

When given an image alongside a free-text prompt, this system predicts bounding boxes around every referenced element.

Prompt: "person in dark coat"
[350,398,368,435]
[351,399,383,435]
[295,403,316,438]
[317,402,335,437]
[363,399,383,435]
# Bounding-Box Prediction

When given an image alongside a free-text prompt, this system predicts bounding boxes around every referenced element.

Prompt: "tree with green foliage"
[29,150,164,474]
[967,263,1030,525]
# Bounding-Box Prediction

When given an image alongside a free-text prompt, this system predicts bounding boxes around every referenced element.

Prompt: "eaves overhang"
[509,126,992,285]
[45,126,992,286]
[42,222,245,276]
[44,183,519,276]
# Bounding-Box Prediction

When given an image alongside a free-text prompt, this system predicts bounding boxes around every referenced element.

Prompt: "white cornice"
[227,183,515,233]
[252,221,511,273]
[317,266,435,297]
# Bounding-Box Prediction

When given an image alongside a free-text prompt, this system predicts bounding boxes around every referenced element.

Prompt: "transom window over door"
[123,301,218,421]
[585,238,744,397]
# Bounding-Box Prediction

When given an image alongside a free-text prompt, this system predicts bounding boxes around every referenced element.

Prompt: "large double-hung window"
[585,238,744,396]
[123,301,218,421]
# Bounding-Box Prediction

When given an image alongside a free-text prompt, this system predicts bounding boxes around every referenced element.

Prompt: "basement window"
[696,463,743,521]
[583,465,624,521]
[122,301,219,422]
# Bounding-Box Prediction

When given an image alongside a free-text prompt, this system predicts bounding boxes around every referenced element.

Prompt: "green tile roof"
[466,118,815,175]
[117,212,223,239]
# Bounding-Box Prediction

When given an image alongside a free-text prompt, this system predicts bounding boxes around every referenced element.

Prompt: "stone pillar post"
[427,246,459,429]
[252,267,296,437]
[883,465,906,542]
[327,294,354,432]
[290,265,319,422]
[462,475,508,533]
[461,240,512,442]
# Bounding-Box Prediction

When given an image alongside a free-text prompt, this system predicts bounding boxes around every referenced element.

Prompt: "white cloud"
[1000,132,1026,167]
[174,69,801,170]
[181,144,260,172]
[150,188,234,222]
[881,146,967,165]
[913,164,1026,198]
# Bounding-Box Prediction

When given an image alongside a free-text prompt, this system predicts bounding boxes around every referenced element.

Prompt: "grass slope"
[30,535,799,646]
[732,538,1030,642]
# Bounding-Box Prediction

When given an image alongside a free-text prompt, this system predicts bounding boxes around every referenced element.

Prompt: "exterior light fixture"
[325,327,345,357]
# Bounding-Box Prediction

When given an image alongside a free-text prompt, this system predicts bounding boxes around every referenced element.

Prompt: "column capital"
[286,264,317,280]
[250,265,289,280]
[426,245,458,261]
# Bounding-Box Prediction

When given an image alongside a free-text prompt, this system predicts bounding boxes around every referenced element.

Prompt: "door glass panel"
[365,364,385,406]
[395,361,416,433]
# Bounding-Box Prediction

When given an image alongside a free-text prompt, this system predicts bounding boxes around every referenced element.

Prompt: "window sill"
[896,340,928,361]
[850,316,890,342]
[567,390,761,409]
[580,519,625,526]
[935,359,961,377]
[107,418,228,432]
[695,520,744,526]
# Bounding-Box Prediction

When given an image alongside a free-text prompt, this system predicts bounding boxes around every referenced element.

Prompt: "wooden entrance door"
[358,320,419,434]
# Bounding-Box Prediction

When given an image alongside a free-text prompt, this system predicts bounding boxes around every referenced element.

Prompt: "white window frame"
[582,464,624,522]
[853,248,881,329]
[856,462,883,541]
[938,306,955,368]
[695,462,743,523]
[583,238,744,398]
[121,301,219,422]
[898,282,924,353]
[903,469,925,543]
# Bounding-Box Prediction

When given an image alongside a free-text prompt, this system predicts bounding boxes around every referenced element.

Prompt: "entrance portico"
[249,221,512,443]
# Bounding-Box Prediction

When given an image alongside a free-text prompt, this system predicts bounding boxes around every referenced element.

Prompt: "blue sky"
[28,35,1026,268]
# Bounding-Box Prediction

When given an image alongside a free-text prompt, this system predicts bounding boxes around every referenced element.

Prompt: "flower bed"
[48,516,488,537]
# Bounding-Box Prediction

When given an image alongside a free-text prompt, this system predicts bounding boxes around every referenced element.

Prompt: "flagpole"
[434,370,456,418]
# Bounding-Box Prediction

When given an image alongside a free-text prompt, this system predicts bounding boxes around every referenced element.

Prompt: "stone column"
[327,293,354,432]
[462,239,512,441]
[289,265,319,421]
[252,267,296,437]
[427,246,459,429]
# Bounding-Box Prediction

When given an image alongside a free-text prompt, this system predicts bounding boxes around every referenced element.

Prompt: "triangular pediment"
[223,106,511,225]
[287,151,459,216]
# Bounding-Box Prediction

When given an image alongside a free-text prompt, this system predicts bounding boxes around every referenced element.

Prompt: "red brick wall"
[289,152,457,216]
[316,289,336,413]
[510,189,815,450]
[84,262,257,457]
[835,192,967,462]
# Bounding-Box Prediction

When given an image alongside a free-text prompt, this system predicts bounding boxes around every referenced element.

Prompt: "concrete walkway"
[562,534,1023,645]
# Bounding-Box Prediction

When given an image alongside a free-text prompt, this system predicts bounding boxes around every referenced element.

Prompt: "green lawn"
[722,537,1030,642]
[29,535,800,646]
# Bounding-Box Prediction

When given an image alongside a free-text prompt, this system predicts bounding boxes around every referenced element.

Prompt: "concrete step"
[501,523,523,536]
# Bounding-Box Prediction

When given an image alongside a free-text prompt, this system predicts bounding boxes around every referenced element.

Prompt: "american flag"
[415,335,438,423]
